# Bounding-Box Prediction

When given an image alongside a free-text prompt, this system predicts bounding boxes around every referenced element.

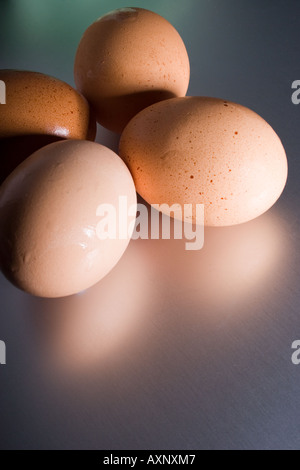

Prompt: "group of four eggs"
[0,8,288,298]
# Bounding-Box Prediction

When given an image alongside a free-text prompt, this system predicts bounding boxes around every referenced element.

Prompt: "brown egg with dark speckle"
[0,70,96,184]
[119,96,288,226]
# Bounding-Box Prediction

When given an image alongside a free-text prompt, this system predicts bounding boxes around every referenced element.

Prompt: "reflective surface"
[0,0,300,450]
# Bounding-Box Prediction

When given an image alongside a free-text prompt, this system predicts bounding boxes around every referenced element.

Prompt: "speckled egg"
[0,70,96,183]
[74,8,190,133]
[119,96,288,226]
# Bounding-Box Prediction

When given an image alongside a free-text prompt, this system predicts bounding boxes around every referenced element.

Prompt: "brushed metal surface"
[0,0,300,450]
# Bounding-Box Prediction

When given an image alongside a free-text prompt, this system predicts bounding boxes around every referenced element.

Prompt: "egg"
[119,97,288,226]
[74,7,190,133]
[0,140,137,298]
[0,70,96,183]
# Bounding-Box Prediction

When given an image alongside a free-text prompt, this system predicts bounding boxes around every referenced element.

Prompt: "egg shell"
[119,96,288,226]
[0,70,96,183]
[0,140,137,298]
[74,7,190,133]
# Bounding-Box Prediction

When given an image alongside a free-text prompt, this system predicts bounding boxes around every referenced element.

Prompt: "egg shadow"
[93,89,177,134]
[0,134,65,184]
[95,124,120,154]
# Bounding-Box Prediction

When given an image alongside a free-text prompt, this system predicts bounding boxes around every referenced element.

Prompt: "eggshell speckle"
[74,8,190,133]
[119,96,288,226]
[0,70,96,183]
[0,140,136,298]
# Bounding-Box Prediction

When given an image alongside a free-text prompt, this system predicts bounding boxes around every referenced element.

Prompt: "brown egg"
[74,8,190,133]
[0,140,137,298]
[0,70,96,183]
[119,97,288,226]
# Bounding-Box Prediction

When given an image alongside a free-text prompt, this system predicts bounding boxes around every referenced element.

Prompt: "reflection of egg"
[28,243,152,375]
[137,206,288,313]
[0,70,96,183]
[119,97,288,226]
[0,140,136,298]
[74,8,190,133]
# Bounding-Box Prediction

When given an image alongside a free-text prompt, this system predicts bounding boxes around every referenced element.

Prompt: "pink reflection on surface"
[27,202,289,379]
[137,200,288,313]
[29,242,153,374]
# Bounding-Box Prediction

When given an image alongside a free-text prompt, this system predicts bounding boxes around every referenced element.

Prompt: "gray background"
[0,0,300,450]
